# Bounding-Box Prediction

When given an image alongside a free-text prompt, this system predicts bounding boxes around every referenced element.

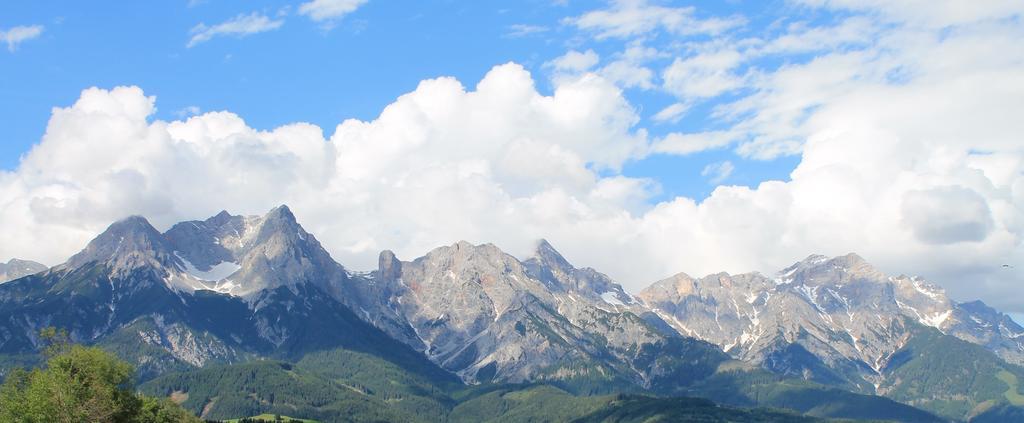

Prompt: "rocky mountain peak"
[637,272,697,304]
[264,204,296,223]
[955,300,1024,334]
[254,205,303,242]
[205,210,234,226]
[776,252,884,286]
[530,239,572,271]
[519,240,634,306]
[0,258,48,283]
[423,241,513,269]
[221,205,352,299]
[65,215,179,273]
[378,250,402,281]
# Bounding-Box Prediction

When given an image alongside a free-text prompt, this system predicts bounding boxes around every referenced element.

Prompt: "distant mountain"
[0,258,46,283]
[638,253,1024,419]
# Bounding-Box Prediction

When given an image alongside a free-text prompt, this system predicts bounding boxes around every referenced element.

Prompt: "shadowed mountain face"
[0,206,1019,421]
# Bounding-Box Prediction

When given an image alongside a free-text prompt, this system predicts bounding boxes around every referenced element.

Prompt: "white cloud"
[598,59,654,89]
[545,49,599,73]
[506,24,549,38]
[701,161,734,184]
[651,102,688,123]
[174,106,202,118]
[188,12,284,47]
[298,0,369,22]
[2,1,1024,318]
[545,49,655,92]
[902,186,995,244]
[755,17,876,56]
[794,0,1024,28]
[651,130,735,155]
[0,64,649,272]
[662,49,744,99]
[1,25,44,52]
[565,0,743,40]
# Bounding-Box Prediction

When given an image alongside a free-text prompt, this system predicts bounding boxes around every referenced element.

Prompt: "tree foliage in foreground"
[0,328,200,423]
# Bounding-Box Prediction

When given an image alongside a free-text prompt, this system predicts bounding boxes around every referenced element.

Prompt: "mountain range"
[1,205,1022,422]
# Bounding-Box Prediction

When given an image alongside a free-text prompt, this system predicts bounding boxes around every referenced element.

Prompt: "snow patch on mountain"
[922,310,952,328]
[601,291,625,306]
[174,252,240,281]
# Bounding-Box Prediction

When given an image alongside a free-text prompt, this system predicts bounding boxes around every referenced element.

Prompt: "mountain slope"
[140,360,421,422]
[144,360,884,423]
[878,318,1024,420]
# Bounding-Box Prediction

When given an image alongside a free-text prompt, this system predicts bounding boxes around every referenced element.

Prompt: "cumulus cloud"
[298,0,369,22]
[188,12,284,47]
[2,1,1024,318]
[0,63,649,270]
[902,186,995,245]
[1,25,44,52]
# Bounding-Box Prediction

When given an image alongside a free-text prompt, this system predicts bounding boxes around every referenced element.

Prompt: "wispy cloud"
[505,24,549,38]
[1,25,44,52]
[701,161,734,184]
[651,102,689,123]
[298,0,369,22]
[652,131,735,155]
[564,0,743,40]
[188,12,283,48]
[174,106,202,118]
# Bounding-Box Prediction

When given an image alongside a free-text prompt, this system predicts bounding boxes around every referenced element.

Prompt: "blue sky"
[1,0,802,201]
[1,1,1023,323]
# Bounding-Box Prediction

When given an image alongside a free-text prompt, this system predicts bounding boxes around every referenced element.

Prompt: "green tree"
[0,328,200,423]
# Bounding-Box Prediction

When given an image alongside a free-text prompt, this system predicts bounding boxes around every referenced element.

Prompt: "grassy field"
[223,414,318,423]
[997,370,1024,406]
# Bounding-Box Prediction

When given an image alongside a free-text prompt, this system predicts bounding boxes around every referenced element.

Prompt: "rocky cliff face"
[356,239,724,388]
[163,205,352,299]
[638,253,1024,391]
